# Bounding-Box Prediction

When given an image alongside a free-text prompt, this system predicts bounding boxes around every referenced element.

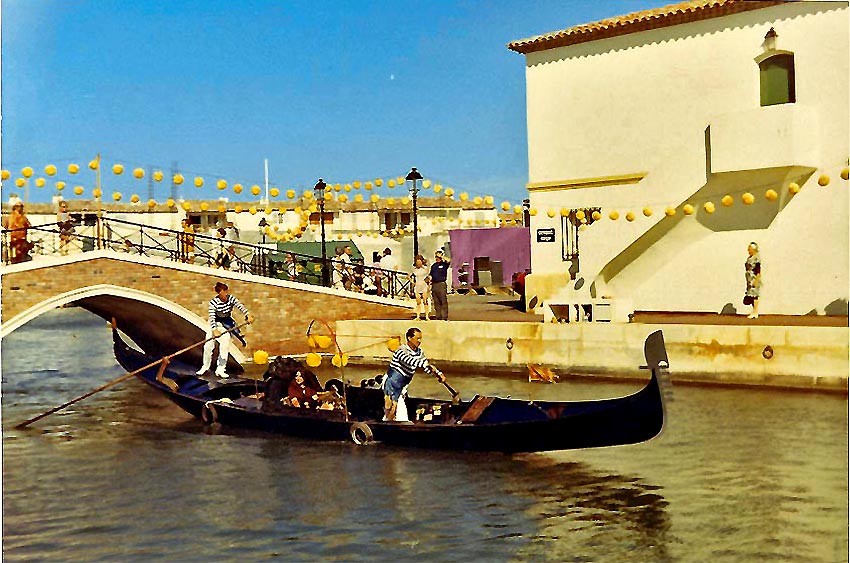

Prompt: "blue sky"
[2,0,669,205]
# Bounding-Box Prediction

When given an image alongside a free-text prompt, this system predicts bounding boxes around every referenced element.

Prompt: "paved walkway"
[443,292,542,322]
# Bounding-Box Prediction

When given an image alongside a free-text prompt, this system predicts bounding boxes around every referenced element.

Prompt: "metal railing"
[1,216,415,299]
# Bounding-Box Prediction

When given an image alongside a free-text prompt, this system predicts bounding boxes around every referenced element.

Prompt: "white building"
[509,0,849,320]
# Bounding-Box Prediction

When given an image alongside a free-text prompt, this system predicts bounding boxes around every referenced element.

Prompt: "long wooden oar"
[14,321,250,429]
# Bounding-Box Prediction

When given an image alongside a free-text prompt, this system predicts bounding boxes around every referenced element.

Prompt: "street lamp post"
[314,178,330,286]
[405,167,423,259]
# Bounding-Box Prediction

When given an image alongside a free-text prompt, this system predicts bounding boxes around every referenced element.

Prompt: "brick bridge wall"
[1,253,410,355]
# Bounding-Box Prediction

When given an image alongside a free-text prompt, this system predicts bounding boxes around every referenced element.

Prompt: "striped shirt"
[389,344,435,380]
[208,294,249,329]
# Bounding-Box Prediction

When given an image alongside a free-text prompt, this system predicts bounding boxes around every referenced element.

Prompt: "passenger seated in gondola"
[286,371,323,409]
[262,356,298,412]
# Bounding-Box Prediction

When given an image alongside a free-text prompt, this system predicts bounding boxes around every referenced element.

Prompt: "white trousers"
[200,324,231,374]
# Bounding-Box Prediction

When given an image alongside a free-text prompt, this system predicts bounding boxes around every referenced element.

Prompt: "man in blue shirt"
[428,250,451,320]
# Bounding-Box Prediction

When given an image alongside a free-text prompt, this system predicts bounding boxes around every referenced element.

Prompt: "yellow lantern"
[233,184,243,194]
[703,201,715,213]
[270,187,279,198]
[315,335,333,349]
[371,194,380,203]
[387,338,400,352]
[354,194,364,203]
[396,176,405,185]
[253,350,269,365]
[514,205,523,214]
[683,204,695,215]
[422,179,431,189]
[74,186,84,195]
[560,207,570,217]
[251,185,261,196]
[433,185,442,194]
[112,191,122,201]
[344,184,351,192]
[818,174,830,187]
[664,207,676,217]
[591,210,601,221]
[217,179,228,190]
[93,188,103,198]
[375,178,383,187]
[1,169,10,180]
[133,168,145,179]
[721,195,734,207]
[234,205,243,213]
[200,202,209,211]
[153,170,164,182]
[112,164,124,175]
[131,194,140,203]
[642,207,653,217]
[35,178,46,188]
[841,167,849,181]
[386,197,395,205]
[45,164,57,176]
[56,181,66,190]
[303,190,313,199]
[13,177,25,188]
[331,354,349,368]
[547,209,556,218]
[182,201,191,211]
[194,176,204,188]
[353,180,362,189]
[575,210,585,220]
[765,189,778,201]
[219,203,228,213]
[473,196,482,205]
[173,173,184,185]
[388,179,396,188]
[365,182,373,190]
[788,182,800,194]
[88,159,99,170]
[21,166,34,178]
[742,192,755,205]
[625,211,636,222]
[147,199,157,208]
[68,163,80,174]
[249,206,257,215]
[459,192,469,201]
[166,198,176,207]
[305,353,322,367]
[339,194,349,203]
[286,189,296,199]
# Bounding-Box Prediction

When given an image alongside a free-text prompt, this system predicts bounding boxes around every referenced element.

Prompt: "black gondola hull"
[113,328,669,453]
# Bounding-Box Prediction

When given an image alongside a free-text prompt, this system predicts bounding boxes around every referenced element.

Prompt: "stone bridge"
[0,251,410,371]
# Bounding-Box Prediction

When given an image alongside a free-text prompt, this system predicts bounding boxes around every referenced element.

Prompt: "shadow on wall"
[597,166,815,289]
[824,299,849,316]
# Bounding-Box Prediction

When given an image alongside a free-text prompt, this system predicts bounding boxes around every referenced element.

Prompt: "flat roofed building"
[509,0,849,319]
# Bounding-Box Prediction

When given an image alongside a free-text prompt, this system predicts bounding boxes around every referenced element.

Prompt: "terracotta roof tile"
[508,0,786,54]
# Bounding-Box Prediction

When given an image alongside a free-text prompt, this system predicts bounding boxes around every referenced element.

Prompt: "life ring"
[350,422,373,445]
[201,401,219,424]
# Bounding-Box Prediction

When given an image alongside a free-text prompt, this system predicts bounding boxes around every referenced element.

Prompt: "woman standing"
[744,242,761,319]
[410,255,430,320]
[56,201,75,256]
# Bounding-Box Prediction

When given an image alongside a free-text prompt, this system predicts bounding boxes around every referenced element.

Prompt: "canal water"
[2,308,847,562]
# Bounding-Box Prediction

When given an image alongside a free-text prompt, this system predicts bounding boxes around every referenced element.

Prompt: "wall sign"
[537,228,556,243]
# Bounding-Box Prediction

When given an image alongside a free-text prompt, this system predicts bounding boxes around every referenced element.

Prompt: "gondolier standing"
[383,327,445,421]
[197,282,254,378]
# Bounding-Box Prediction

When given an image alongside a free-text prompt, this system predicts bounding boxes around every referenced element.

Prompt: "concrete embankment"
[335,319,849,393]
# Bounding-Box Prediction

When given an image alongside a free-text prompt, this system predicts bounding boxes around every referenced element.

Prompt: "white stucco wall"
[522,1,849,317]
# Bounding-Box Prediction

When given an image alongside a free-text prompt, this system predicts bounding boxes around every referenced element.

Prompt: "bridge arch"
[1,283,247,368]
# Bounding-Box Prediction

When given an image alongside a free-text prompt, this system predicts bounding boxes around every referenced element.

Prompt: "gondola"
[111,327,672,453]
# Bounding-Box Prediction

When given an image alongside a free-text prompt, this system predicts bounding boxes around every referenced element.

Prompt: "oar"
[14,320,250,429]
[435,371,460,405]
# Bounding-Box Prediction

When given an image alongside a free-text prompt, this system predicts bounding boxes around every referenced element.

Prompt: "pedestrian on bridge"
[196,281,254,379]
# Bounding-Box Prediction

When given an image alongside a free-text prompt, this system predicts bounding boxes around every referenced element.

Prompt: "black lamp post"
[405,167,423,259]
[314,178,330,286]
[258,217,268,244]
